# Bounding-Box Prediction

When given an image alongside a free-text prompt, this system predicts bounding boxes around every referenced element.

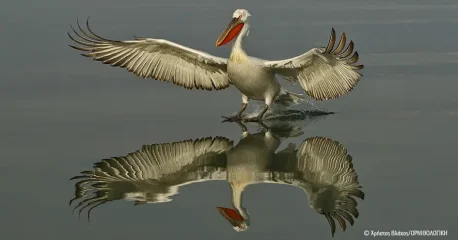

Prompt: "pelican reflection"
[70,119,364,237]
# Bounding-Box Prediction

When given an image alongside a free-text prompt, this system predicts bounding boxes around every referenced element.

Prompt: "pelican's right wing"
[68,19,231,90]
[69,137,232,217]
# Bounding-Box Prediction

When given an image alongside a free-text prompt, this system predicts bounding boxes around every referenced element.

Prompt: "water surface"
[1,0,457,239]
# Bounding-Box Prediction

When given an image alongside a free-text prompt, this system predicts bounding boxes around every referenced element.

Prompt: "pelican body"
[218,10,294,120]
[69,9,364,121]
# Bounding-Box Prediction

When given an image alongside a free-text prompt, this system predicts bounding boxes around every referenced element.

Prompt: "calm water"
[1,0,457,239]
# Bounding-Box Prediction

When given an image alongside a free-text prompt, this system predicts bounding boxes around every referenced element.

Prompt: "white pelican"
[70,120,364,237]
[68,9,364,121]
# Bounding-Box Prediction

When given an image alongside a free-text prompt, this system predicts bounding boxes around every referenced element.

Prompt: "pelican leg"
[235,121,249,134]
[237,102,248,116]
[244,104,269,122]
[222,95,249,122]
[222,103,248,122]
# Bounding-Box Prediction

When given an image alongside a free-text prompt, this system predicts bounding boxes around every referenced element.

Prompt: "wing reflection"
[69,137,231,215]
[273,136,364,237]
[70,115,364,237]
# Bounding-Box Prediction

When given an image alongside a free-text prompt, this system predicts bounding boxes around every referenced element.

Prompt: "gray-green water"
[1,0,457,239]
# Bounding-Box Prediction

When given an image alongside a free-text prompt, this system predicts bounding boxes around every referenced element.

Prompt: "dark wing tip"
[352,64,364,70]
[325,28,337,53]
[325,212,336,237]
[338,40,354,58]
[346,51,359,64]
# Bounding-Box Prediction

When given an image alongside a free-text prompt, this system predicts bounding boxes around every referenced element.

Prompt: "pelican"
[68,9,364,121]
[69,119,364,237]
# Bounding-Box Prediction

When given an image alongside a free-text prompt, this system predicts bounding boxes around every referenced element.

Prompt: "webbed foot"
[222,115,243,123]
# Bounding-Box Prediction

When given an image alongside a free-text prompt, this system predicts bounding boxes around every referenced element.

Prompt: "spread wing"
[69,137,232,219]
[271,137,364,237]
[264,28,364,101]
[68,19,231,90]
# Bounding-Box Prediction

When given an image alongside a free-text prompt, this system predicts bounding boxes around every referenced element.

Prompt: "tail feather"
[274,91,305,106]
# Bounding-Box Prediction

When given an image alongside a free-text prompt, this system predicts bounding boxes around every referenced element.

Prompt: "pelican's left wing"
[263,28,364,101]
[68,19,231,90]
[69,137,232,218]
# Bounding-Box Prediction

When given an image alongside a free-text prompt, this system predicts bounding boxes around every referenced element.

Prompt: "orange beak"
[216,18,244,47]
[216,206,244,227]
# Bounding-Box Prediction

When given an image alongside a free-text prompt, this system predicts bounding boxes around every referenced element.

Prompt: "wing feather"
[264,28,364,101]
[69,18,231,90]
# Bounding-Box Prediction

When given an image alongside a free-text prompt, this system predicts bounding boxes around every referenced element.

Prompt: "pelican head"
[216,206,250,231]
[216,9,251,47]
